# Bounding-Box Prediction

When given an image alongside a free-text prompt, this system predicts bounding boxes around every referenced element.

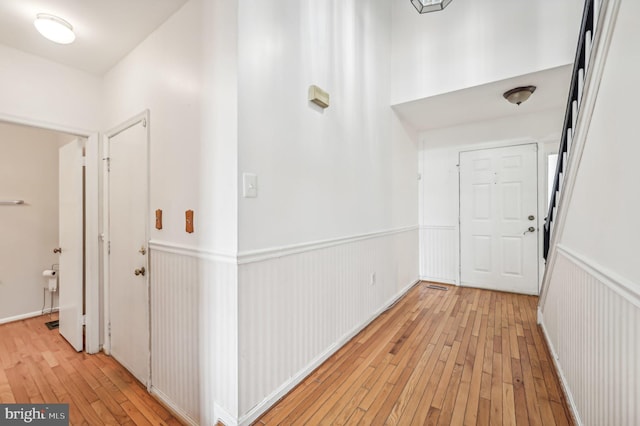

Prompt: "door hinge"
[108,241,111,255]
[82,315,86,326]
[108,323,111,338]
[103,157,111,172]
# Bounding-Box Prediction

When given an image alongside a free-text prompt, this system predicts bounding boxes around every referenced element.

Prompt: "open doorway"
[0,121,80,327]
[0,120,101,354]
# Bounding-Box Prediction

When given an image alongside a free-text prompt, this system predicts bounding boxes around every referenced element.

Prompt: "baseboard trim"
[238,279,421,426]
[149,387,199,426]
[420,276,457,285]
[215,404,238,426]
[0,308,59,325]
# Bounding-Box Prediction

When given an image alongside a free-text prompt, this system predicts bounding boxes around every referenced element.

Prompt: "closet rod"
[0,200,24,205]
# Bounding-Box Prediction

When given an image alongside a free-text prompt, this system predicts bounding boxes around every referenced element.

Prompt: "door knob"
[523,227,536,235]
[138,246,147,255]
[53,247,62,254]
[134,267,146,276]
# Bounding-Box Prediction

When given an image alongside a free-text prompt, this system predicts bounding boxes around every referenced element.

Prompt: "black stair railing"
[544,0,596,260]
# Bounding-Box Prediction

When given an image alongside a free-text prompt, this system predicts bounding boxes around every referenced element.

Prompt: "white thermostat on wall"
[308,85,330,108]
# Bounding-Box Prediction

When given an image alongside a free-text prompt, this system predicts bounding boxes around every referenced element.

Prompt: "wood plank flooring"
[255,282,574,425]
[0,313,183,425]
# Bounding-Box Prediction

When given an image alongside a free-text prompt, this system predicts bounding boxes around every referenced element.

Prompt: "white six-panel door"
[107,116,149,385]
[460,144,538,294]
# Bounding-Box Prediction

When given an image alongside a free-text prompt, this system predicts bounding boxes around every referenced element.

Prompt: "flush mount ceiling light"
[503,86,537,106]
[34,13,76,44]
[411,0,453,14]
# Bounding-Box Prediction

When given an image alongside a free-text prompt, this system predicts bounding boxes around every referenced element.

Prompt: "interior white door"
[107,117,149,385]
[58,139,84,352]
[460,143,538,294]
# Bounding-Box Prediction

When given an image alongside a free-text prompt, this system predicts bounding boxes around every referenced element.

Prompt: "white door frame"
[457,141,541,294]
[0,113,102,353]
[101,110,150,372]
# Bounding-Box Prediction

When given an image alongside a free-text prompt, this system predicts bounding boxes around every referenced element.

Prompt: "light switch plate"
[243,173,258,198]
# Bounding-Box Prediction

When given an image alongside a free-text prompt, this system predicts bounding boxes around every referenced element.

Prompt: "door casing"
[458,143,539,295]
[102,110,151,387]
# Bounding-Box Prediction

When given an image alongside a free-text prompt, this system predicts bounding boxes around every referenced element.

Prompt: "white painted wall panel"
[236,228,418,423]
[237,0,418,252]
[149,244,238,425]
[540,248,640,426]
[419,226,457,284]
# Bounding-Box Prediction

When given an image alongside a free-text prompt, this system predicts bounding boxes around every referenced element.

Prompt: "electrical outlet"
[370,272,376,286]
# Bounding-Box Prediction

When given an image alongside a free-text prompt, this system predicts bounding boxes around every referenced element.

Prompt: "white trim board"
[237,225,418,264]
[150,387,199,426]
[150,225,419,265]
[556,245,640,309]
[148,240,236,263]
[0,112,94,137]
[0,308,59,326]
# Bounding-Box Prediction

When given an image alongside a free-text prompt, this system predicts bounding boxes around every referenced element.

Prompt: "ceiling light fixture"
[411,0,453,14]
[503,86,537,106]
[34,13,76,44]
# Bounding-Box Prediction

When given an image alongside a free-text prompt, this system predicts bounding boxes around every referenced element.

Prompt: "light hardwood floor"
[255,282,574,425]
[0,282,572,425]
[0,313,183,425]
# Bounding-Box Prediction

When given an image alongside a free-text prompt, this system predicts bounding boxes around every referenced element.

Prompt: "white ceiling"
[0,0,188,75]
[393,65,573,133]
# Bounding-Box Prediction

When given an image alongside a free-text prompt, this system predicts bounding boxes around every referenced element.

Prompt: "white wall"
[391,0,583,104]
[419,109,562,284]
[237,0,418,252]
[234,0,419,422]
[102,1,239,424]
[0,122,74,322]
[559,10,640,291]
[0,44,102,133]
[103,0,237,254]
[540,2,640,423]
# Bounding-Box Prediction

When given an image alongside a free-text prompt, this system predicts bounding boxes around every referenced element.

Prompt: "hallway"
[0,282,573,425]
[256,282,573,425]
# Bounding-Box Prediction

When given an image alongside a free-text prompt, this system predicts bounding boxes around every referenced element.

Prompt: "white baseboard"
[150,387,199,426]
[537,313,583,426]
[238,279,420,426]
[215,404,239,426]
[420,276,458,285]
[0,308,59,325]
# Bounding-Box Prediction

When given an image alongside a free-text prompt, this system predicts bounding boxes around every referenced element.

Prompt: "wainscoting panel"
[237,227,419,422]
[149,243,238,426]
[540,247,640,426]
[419,225,457,284]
